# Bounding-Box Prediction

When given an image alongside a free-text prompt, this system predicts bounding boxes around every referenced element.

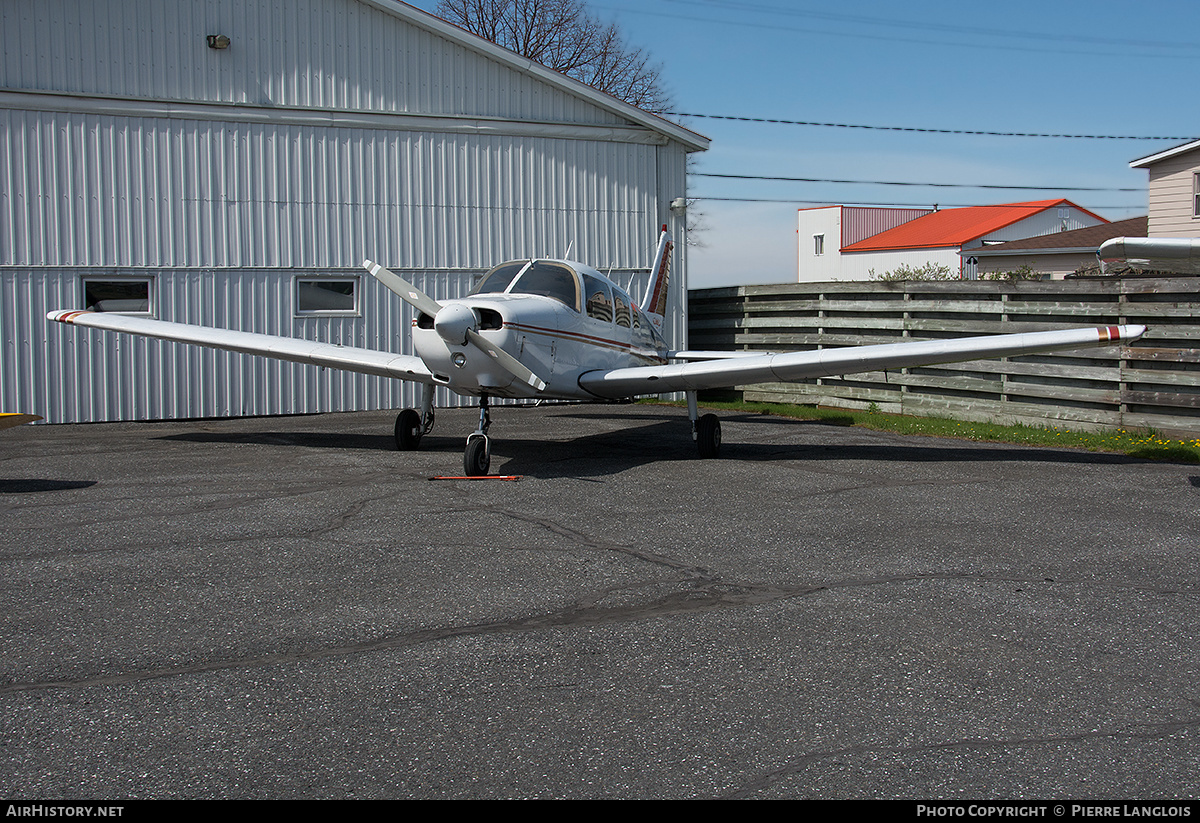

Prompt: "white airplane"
[1098,237,1200,275]
[49,228,1145,475]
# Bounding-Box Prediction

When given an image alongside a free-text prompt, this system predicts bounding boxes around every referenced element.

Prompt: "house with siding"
[798,199,1106,281]
[1130,140,1200,237]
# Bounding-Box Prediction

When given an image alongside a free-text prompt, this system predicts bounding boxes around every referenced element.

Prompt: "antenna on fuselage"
[564,240,574,260]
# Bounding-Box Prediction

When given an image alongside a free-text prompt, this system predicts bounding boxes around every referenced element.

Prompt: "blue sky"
[405,0,1200,287]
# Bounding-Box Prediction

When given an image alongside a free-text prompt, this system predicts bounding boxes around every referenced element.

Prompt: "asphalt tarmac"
[1,403,1197,799]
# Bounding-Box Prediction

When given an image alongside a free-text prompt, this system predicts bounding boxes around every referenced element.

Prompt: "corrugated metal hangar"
[0,0,707,423]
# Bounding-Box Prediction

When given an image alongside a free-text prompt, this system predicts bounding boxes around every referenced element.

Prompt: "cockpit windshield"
[471,261,527,296]
[513,262,579,310]
[470,260,581,312]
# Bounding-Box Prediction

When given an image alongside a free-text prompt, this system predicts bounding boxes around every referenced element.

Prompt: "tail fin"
[642,225,673,332]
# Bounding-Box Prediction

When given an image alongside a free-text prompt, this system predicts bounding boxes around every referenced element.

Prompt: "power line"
[665,112,1196,141]
[663,0,1200,54]
[691,196,1144,210]
[601,2,1200,61]
[693,172,1142,192]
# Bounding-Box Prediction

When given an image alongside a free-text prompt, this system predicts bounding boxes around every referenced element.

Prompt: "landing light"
[451,352,467,368]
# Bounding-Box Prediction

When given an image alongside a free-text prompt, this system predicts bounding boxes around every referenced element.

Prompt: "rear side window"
[583,274,613,322]
[613,291,631,328]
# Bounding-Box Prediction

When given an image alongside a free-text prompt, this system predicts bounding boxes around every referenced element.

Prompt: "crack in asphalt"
[722,718,1200,798]
[0,574,821,695]
[4,568,1191,696]
[0,473,407,561]
[468,503,716,574]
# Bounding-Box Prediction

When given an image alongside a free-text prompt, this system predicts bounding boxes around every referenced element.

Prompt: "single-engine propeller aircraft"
[49,228,1145,475]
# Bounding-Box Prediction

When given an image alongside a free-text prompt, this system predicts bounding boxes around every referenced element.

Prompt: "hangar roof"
[371,0,710,153]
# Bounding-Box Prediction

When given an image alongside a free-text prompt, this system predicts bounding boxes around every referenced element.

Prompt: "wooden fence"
[687,277,1200,438]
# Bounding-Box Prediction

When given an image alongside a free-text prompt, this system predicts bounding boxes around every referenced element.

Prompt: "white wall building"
[798,205,933,282]
[1,0,707,423]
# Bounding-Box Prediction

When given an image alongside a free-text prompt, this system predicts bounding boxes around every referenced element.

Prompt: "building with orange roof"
[798,199,1107,282]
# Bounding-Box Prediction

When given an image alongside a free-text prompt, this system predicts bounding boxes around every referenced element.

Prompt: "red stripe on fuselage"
[503,322,666,364]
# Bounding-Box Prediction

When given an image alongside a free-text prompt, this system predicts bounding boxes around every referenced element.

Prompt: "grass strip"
[642,398,1200,463]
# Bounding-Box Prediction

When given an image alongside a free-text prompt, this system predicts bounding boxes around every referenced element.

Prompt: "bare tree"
[437,0,671,113]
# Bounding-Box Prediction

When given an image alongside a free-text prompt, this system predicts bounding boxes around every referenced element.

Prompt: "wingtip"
[47,309,89,323]
[1102,324,1147,343]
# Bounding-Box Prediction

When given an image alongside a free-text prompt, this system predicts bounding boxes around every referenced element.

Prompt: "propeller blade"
[466,329,547,392]
[362,259,442,317]
[364,258,544,391]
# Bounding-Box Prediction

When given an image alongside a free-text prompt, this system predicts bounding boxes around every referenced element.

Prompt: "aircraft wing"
[1098,237,1200,275]
[1,413,41,430]
[667,350,768,361]
[47,310,433,382]
[579,325,1145,399]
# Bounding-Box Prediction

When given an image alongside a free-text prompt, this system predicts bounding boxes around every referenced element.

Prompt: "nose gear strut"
[463,394,492,476]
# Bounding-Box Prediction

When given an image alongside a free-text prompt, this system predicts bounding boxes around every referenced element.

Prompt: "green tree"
[868,262,957,281]
[981,264,1044,281]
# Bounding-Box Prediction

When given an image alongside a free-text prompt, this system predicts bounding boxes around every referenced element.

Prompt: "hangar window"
[296,277,358,315]
[83,278,152,313]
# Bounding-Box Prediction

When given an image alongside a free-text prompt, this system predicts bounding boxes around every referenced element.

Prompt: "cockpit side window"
[511,262,580,311]
[471,261,527,296]
[583,274,613,322]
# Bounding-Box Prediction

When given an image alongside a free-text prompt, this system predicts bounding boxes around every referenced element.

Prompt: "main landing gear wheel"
[395,409,422,450]
[697,413,721,458]
[464,436,491,477]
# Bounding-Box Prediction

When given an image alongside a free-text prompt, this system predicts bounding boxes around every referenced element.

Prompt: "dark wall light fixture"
[206,34,230,49]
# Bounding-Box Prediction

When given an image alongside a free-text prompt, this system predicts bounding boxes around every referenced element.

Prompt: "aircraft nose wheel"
[464,436,491,477]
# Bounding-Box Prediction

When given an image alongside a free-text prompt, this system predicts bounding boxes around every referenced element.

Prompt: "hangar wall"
[0,0,703,423]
